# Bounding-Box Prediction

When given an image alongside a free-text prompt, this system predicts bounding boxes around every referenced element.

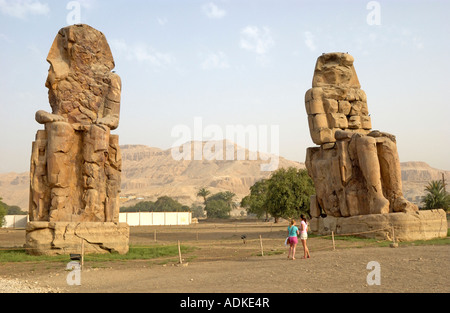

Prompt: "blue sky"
[0,0,449,173]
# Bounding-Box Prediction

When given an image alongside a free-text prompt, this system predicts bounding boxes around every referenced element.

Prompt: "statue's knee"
[47,122,74,153]
[47,121,73,136]
[355,135,377,150]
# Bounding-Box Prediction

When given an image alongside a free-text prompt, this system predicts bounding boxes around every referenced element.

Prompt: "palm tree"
[197,187,211,206]
[421,180,450,211]
[222,191,237,210]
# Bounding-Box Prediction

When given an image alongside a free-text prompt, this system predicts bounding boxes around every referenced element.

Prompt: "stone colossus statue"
[30,24,122,223]
[304,53,417,217]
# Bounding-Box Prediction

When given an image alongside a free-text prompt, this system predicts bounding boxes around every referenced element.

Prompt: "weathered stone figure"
[30,24,121,223]
[305,53,418,218]
[26,24,128,255]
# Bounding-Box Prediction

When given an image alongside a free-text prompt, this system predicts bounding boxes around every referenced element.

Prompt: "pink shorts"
[289,236,298,245]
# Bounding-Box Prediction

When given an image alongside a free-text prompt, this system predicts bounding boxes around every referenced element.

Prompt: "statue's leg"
[29,130,50,221]
[105,135,121,223]
[82,125,109,222]
[355,135,390,214]
[376,137,418,212]
[46,122,77,221]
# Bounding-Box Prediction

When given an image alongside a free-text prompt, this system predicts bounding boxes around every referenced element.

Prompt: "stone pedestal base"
[310,209,447,241]
[25,222,129,256]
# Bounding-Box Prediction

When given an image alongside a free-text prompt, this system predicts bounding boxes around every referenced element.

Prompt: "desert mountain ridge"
[119,140,304,207]
[0,141,448,211]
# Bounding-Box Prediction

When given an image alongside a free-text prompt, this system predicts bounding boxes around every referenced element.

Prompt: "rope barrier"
[3,223,444,264]
[0,227,393,252]
[311,227,391,239]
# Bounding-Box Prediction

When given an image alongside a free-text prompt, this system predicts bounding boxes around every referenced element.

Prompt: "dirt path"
[0,222,449,293]
[0,245,448,293]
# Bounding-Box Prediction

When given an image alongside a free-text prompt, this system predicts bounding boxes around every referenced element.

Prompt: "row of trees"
[197,167,316,221]
[0,197,27,227]
[120,196,190,213]
[239,171,450,221]
[0,198,6,227]
[1,174,448,228]
[1,169,447,228]
[115,172,450,221]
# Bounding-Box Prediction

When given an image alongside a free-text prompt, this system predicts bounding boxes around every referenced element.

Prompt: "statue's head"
[312,52,360,89]
[305,53,372,145]
[46,24,114,84]
[45,24,116,120]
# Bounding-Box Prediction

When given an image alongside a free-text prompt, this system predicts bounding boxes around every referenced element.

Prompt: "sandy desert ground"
[0,221,448,294]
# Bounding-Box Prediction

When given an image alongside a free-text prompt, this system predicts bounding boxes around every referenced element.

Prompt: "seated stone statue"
[305,53,417,217]
[29,24,122,223]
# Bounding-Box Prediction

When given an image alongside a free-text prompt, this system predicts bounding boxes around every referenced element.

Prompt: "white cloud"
[304,31,317,52]
[110,39,175,68]
[0,0,49,19]
[412,36,424,50]
[202,2,226,19]
[201,51,230,70]
[240,26,274,55]
[0,33,11,42]
[157,17,168,26]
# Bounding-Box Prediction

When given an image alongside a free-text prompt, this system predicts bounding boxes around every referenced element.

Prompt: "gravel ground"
[0,277,63,293]
[1,224,448,293]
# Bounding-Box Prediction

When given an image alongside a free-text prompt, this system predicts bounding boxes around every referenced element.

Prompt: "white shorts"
[300,233,308,240]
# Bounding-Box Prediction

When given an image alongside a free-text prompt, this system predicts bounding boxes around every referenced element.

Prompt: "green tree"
[0,198,7,228]
[204,191,236,219]
[221,191,237,210]
[120,201,155,212]
[421,180,450,211]
[197,187,211,206]
[241,179,270,220]
[265,168,315,223]
[0,198,26,215]
[153,196,184,212]
[190,204,205,218]
[119,196,189,213]
[5,206,26,215]
[204,199,231,219]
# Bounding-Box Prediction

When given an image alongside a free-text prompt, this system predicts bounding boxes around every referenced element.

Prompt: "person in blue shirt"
[287,220,300,260]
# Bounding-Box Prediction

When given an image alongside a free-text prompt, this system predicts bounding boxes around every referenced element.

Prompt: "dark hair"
[300,214,307,222]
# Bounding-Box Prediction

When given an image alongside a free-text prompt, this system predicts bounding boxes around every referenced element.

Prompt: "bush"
[0,198,8,227]
[120,196,189,213]
[204,199,231,219]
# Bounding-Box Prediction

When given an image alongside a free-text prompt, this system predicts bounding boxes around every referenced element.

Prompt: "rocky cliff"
[400,162,450,206]
[119,141,304,206]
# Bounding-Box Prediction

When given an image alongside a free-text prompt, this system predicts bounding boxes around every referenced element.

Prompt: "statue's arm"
[35,110,66,124]
[368,130,396,143]
[335,129,354,141]
[96,73,121,130]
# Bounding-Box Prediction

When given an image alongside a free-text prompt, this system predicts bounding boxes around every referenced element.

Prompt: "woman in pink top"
[300,214,310,259]
[287,220,299,260]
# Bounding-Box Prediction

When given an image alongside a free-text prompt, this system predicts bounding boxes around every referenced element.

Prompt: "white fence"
[119,212,192,226]
[2,215,28,228]
[2,212,192,228]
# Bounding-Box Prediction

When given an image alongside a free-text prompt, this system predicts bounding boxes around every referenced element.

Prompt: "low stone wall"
[310,209,447,241]
[25,222,129,256]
